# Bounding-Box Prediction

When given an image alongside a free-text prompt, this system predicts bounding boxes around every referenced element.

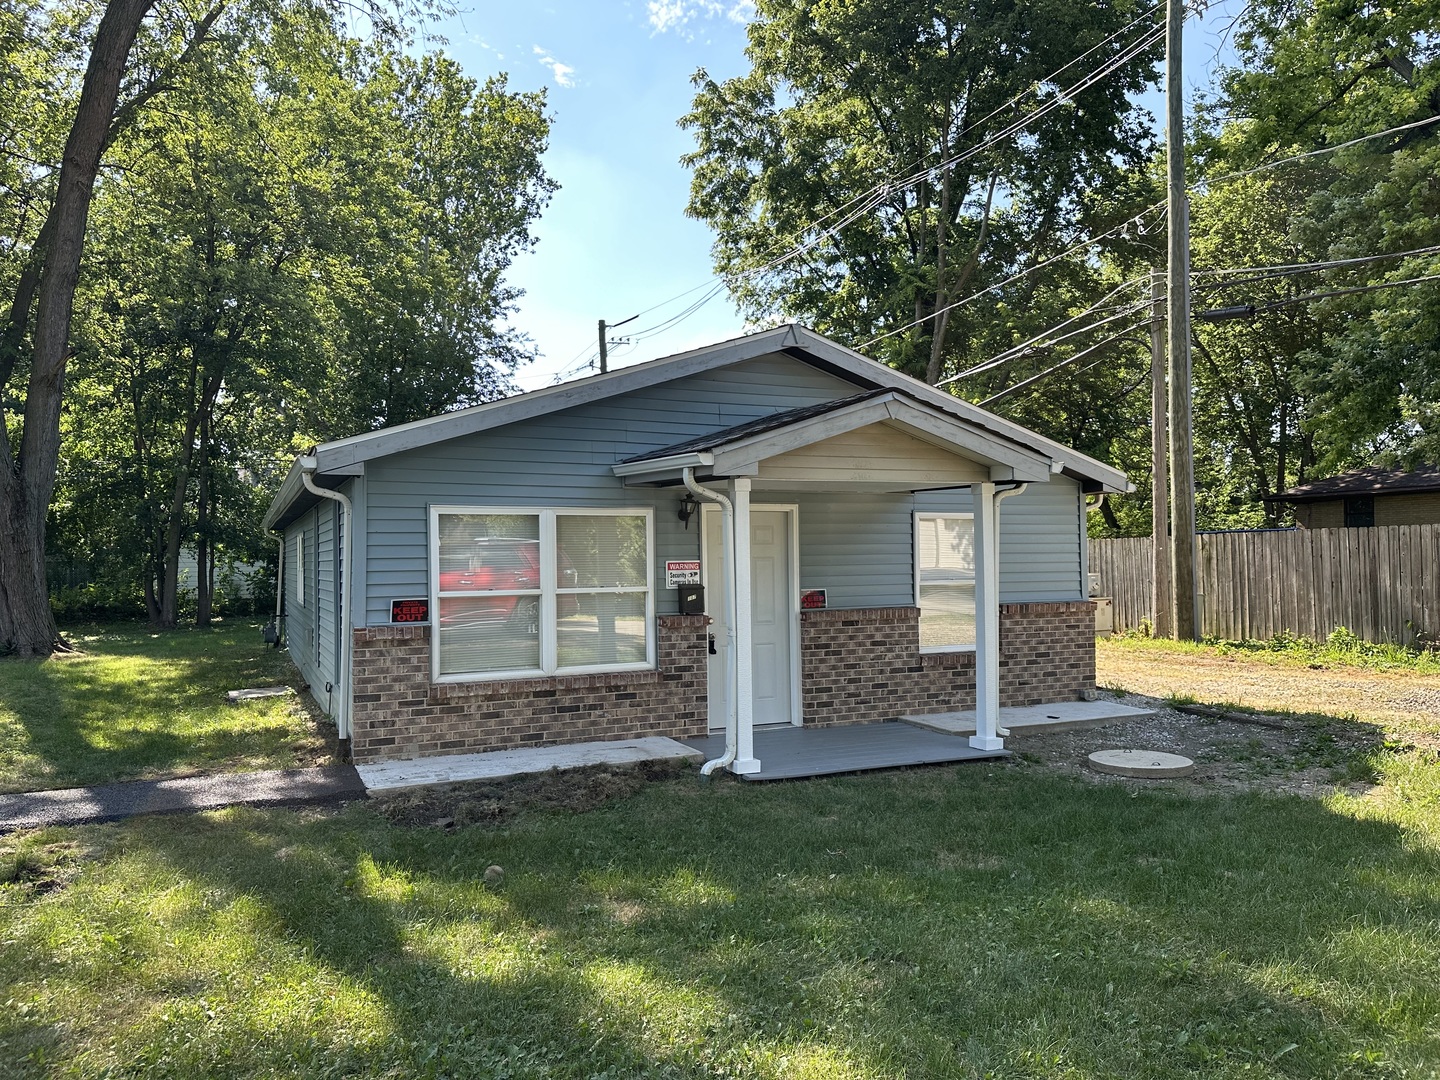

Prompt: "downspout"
[273,532,285,648]
[683,467,738,776]
[299,457,354,744]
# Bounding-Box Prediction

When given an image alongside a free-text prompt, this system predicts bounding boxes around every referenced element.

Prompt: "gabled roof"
[1269,464,1440,503]
[264,325,1131,529]
[620,389,891,462]
[613,387,1057,489]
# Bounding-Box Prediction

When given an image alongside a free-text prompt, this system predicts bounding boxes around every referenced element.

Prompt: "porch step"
[900,700,1156,736]
[355,736,703,794]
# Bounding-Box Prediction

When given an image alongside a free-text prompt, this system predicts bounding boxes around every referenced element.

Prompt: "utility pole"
[1149,268,1173,638]
[1166,0,1198,640]
[597,318,608,374]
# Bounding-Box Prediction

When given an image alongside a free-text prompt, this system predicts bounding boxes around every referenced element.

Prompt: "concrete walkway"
[0,766,367,832]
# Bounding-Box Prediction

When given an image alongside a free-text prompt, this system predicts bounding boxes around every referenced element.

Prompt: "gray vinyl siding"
[284,500,342,704]
[360,353,860,625]
[916,478,1086,601]
[789,492,914,609]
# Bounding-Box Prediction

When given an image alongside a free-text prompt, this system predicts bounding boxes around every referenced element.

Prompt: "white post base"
[730,757,762,775]
[969,735,1005,752]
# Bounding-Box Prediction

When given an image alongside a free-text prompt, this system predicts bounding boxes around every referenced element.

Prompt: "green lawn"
[0,622,329,793]
[3,753,1438,1078]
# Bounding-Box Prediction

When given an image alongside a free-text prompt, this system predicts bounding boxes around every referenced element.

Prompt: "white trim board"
[355,737,703,793]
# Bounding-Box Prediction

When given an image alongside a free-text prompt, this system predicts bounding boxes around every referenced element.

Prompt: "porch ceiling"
[613,388,1056,492]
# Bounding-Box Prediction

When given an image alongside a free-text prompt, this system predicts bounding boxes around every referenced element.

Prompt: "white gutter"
[683,467,738,776]
[299,457,354,743]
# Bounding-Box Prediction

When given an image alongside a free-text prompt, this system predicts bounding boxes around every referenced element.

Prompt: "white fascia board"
[312,326,802,472]
[261,461,305,532]
[787,328,1133,492]
[611,451,715,480]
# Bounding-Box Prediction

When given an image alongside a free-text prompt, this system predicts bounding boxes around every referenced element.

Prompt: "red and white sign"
[390,598,430,624]
[800,588,828,610]
[665,560,702,588]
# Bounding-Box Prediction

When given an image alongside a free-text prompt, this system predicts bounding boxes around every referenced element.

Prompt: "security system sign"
[665,560,702,588]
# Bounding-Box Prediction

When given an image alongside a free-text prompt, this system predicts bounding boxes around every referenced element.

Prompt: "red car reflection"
[438,539,578,634]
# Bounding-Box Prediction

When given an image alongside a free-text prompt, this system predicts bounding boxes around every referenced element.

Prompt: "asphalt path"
[0,766,368,832]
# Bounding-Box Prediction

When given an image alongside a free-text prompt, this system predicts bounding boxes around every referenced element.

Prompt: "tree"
[0,0,160,655]
[54,15,554,627]
[680,0,1163,386]
[1197,0,1440,469]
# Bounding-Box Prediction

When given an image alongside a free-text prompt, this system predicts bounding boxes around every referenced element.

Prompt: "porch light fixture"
[678,492,700,529]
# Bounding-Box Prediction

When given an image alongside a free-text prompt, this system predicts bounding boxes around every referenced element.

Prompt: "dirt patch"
[372,758,693,829]
[1096,644,1440,744]
[1022,638,1440,797]
[1010,690,1395,797]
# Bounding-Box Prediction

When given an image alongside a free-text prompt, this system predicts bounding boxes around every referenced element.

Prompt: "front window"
[432,507,653,680]
[915,513,975,650]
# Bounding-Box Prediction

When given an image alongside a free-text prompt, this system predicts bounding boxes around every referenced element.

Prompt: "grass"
[0,621,328,793]
[1102,627,1440,675]
[2,758,1440,1079]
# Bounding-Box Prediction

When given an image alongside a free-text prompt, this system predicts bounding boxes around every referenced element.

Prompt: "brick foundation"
[346,602,1094,763]
[800,600,1096,726]
[349,616,709,764]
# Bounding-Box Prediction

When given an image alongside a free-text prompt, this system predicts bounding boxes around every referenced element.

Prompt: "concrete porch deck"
[681,722,1008,781]
[900,699,1155,737]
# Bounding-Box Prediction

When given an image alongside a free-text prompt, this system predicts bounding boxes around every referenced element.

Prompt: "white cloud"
[532,44,576,88]
[647,1,754,39]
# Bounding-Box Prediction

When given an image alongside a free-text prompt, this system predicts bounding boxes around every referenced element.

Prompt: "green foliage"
[1107,626,1440,674]
[681,0,1163,387]
[12,2,555,622]
[1195,0,1440,469]
[0,621,325,792]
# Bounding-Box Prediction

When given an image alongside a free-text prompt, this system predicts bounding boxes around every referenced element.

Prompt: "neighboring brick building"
[262,326,1127,775]
[1270,465,1440,529]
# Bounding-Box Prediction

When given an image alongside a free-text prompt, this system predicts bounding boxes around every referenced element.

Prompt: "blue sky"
[438,2,1241,391]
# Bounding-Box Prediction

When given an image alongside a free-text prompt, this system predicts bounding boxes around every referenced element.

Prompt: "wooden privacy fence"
[1088,525,1440,645]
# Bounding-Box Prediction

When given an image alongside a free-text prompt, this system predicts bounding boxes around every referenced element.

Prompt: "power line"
[1197,113,1440,189]
[600,9,1170,351]
[978,320,1150,405]
[941,277,1150,384]
[1248,271,1440,313]
[1193,242,1440,291]
[861,202,1168,349]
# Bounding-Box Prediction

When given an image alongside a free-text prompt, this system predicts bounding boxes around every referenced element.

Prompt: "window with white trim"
[915,513,975,650]
[431,507,654,680]
[294,532,306,607]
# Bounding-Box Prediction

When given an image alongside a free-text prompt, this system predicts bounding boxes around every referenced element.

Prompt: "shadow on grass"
[9,766,1437,1077]
[0,622,317,792]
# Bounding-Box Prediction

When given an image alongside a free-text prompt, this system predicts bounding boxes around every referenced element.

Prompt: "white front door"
[705,506,796,732]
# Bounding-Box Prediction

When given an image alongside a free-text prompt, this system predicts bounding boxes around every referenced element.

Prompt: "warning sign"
[390,598,430,624]
[665,560,702,588]
[800,589,828,610]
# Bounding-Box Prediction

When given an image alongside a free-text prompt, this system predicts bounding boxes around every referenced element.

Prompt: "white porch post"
[730,477,761,774]
[970,481,1004,751]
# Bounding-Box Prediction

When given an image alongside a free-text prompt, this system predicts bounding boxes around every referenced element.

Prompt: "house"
[1270,464,1440,529]
[261,325,1129,776]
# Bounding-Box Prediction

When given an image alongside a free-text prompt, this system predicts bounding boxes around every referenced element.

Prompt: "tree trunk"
[0,0,155,657]
[195,417,213,627]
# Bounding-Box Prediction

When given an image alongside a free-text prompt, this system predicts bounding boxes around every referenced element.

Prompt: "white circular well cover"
[1088,748,1195,778]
